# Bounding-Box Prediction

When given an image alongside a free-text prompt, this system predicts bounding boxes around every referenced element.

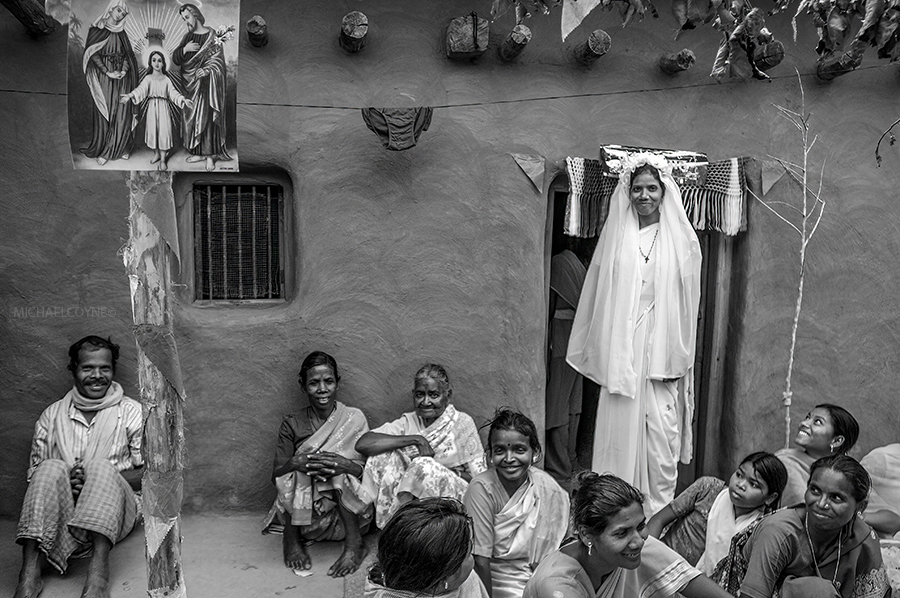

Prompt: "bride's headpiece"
[599,145,708,187]
[617,152,673,186]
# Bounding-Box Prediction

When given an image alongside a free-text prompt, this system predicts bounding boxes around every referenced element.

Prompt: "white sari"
[467,468,569,598]
[361,405,486,528]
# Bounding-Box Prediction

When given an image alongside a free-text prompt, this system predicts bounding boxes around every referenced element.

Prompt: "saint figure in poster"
[80,0,139,165]
[172,3,233,172]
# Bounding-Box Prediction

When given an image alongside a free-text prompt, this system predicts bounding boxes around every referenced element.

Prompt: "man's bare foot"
[150,152,161,164]
[327,541,368,578]
[97,158,107,166]
[15,540,44,598]
[282,527,311,571]
[121,153,130,160]
[185,155,204,163]
[13,577,42,598]
[80,579,110,598]
[205,157,215,171]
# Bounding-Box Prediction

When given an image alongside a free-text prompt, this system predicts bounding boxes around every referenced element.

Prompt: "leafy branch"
[749,71,826,448]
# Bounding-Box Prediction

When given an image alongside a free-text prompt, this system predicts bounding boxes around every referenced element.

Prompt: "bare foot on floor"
[13,578,43,598]
[80,579,110,598]
[328,541,368,578]
[283,529,311,571]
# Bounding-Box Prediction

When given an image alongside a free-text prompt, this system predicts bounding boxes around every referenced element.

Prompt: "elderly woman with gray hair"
[356,364,486,528]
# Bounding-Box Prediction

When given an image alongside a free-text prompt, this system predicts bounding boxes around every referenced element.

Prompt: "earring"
[444,581,449,590]
[587,542,593,556]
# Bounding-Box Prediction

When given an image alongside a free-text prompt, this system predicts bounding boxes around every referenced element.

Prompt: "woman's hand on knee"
[310,452,362,479]
[412,435,435,458]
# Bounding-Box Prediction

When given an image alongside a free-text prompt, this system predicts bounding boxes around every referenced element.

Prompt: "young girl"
[647,451,786,575]
[463,409,569,598]
[119,51,192,170]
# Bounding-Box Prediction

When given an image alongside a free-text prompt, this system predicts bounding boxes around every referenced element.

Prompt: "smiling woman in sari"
[524,472,733,598]
[356,364,486,528]
[736,455,889,598]
[776,404,859,508]
[262,351,371,578]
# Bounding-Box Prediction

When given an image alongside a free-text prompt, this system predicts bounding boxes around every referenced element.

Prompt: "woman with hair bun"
[464,409,569,597]
[262,351,371,578]
[524,472,732,598]
[365,498,488,598]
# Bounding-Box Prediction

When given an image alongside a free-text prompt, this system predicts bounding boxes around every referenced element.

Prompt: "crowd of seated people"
[9,339,898,598]
[260,350,896,598]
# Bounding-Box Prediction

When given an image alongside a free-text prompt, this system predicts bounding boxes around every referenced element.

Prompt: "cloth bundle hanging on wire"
[565,148,748,237]
[361,107,433,151]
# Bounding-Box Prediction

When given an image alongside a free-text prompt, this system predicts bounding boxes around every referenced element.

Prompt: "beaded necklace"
[639,229,659,263]
[804,512,842,590]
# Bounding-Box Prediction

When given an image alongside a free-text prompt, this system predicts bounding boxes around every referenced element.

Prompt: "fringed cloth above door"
[565,156,752,237]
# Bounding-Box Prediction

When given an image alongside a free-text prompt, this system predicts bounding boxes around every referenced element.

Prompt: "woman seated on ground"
[721,455,889,598]
[262,351,371,578]
[776,404,859,507]
[861,444,900,538]
[356,364,486,528]
[365,497,489,598]
[648,451,786,572]
[464,409,570,598]
[523,472,734,598]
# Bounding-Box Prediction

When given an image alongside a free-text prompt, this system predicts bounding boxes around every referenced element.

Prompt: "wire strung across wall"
[0,61,891,106]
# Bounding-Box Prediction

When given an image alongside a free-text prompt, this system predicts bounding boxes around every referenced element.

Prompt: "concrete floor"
[0,514,364,598]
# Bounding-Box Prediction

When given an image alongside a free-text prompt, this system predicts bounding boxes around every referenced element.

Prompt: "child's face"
[151,55,164,72]
[490,428,534,487]
[728,461,773,510]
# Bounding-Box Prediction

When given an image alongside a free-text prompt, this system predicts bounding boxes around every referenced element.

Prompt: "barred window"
[193,183,284,301]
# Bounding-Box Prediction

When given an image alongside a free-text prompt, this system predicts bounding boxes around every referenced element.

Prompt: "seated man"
[14,335,143,598]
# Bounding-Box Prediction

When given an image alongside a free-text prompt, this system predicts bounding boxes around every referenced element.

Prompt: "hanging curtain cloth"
[565,148,750,237]
[564,157,611,237]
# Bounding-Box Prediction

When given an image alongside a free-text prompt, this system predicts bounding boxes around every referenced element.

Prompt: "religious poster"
[67,0,239,172]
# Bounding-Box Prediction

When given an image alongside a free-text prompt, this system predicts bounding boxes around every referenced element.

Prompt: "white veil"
[566,161,702,399]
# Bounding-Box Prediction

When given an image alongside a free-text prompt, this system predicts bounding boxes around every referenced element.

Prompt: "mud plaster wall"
[2,0,899,516]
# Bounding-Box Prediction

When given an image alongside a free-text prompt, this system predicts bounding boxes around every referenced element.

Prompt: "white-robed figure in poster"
[120,51,193,171]
[567,153,702,516]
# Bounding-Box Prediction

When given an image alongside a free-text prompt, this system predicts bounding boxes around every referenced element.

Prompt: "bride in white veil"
[567,153,702,514]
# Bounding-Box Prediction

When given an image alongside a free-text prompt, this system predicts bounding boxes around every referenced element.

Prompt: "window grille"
[193,183,283,300]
